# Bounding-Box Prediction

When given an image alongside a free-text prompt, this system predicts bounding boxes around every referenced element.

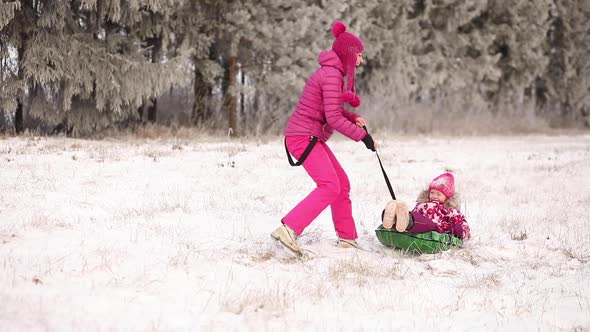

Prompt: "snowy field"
[1,134,589,331]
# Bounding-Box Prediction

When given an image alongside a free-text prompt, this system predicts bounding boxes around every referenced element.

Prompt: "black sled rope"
[364,126,396,200]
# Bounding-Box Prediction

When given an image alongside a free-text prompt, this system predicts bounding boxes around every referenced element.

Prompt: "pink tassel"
[342,91,361,108]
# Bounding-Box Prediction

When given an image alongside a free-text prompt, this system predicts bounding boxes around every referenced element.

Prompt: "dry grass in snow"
[0,134,589,331]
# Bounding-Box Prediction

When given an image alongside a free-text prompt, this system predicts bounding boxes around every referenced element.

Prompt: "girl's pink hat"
[428,173,455,198]
[331,21,363,108]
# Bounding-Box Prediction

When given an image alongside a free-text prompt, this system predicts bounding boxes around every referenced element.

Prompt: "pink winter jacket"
[284,51,368,142]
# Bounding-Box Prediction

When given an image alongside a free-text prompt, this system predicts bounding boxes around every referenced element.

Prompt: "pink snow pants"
[282,136,358,240]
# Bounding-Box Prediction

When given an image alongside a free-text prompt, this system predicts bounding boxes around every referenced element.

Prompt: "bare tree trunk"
[14,39,25,134]
[225,54,238,135]
[146,98,157,123]
[137,104,145,121]
[547,1,568,120]
[191,60,209,125]
[14,0,34,134]
[239,63,247,133]
[0,111,7,134]
[14,102,23,134]
[147,33,162,123]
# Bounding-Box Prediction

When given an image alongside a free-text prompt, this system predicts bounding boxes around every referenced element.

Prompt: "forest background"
[1,0,589,137]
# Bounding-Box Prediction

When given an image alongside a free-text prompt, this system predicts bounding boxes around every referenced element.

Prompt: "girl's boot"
[382,200,399,229]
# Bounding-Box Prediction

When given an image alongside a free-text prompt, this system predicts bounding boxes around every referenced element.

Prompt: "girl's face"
[356,53,364,67]
[429,189,447,203]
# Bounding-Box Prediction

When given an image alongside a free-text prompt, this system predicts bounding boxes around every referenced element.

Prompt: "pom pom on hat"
[428,172,455,198]
[342,91,361,108]
[332,21,347,38]
[331,21,364,93]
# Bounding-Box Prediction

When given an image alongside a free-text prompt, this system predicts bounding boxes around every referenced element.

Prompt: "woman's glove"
[362,133,376,151]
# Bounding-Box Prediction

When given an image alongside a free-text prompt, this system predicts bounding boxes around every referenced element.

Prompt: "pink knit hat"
[331,21,364,108]
[428,173,455,198]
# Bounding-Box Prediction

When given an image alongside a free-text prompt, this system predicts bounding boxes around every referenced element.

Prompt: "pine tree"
[541,0,590,126]
[171,0,247,133]
[170,0,220,127]
[1,0,190,136]
[1,0,35,134]
[232,0,360,134]
[357,0,551,113]
[3,0,587,135]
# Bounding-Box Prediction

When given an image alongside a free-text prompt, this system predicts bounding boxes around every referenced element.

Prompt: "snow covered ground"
[1,134,589,331]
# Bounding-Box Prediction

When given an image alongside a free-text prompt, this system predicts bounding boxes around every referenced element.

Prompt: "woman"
[271,21,378,256]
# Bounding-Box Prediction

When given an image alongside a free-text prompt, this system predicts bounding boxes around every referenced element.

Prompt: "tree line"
[1,0,589,136]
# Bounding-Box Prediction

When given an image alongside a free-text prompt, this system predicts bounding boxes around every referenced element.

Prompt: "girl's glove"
[362,133,376,151]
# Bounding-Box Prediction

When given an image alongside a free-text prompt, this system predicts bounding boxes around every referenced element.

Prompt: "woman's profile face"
[356,53,364,67]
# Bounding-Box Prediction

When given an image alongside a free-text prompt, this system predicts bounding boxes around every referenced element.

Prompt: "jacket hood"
[416,189,461,210]
[318,50,344,73]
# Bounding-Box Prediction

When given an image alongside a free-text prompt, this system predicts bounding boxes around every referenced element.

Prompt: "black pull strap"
[285,136,318,166]
[362,126,396,200]
[376,150,396,200]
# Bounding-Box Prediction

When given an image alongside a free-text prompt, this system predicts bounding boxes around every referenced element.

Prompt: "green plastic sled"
[375,225,463,254]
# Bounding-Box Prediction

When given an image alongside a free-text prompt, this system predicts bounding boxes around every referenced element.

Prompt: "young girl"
[271,21,378,256]
[382,172,471,240]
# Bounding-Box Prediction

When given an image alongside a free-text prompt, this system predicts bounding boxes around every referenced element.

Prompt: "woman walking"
[271,21,378,256]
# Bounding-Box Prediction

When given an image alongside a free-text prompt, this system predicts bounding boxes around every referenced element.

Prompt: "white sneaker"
[271,224,303,256]
[336,238,361,249]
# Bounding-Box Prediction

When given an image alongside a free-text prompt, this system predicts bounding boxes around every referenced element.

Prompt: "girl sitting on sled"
[382,172,470,240]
